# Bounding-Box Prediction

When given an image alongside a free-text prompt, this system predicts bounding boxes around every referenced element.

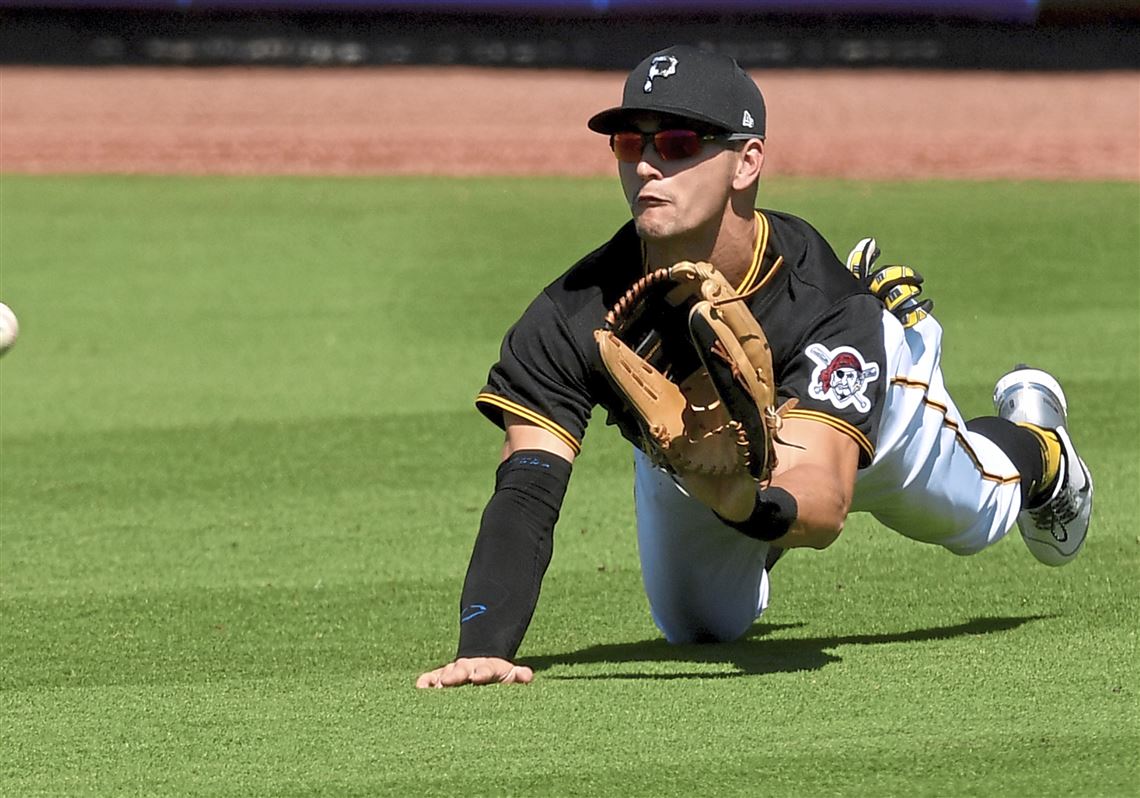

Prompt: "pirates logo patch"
[806,343,880,412]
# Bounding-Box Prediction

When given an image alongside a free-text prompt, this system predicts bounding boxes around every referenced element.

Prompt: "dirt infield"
[1,67,1136,180]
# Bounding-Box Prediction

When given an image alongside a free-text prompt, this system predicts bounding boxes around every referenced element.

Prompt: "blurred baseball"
[0,303,19,356]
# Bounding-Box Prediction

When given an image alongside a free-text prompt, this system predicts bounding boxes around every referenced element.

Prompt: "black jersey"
[477,210,888,467]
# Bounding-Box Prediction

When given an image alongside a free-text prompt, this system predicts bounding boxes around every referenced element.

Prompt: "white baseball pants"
[631,313,1024,644]
[633,447,771,644]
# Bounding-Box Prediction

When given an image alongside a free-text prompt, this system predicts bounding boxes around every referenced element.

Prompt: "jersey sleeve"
[476,291,594,455]
[777,294,887,466]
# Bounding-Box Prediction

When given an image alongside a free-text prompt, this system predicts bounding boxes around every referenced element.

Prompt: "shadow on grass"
[525,615,1050,680]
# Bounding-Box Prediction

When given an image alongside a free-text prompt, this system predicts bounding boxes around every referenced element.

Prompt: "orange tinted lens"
[653,130,703,160]
[611,132,646,163]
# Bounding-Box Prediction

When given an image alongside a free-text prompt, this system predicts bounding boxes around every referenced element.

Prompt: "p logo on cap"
[587,45,766,140]
[643,55,678,93]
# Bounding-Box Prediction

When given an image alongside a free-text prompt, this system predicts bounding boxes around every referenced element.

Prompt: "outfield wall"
[1,2,1138,69]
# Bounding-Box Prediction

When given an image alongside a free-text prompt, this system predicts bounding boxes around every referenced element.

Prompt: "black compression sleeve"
[455,450,572,660]
[716,486,798,542]
[966,416,1045,509]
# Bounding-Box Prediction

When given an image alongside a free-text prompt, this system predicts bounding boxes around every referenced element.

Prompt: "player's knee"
[942,538,988,557]
[663,626,746,645]
[655,608,754,645]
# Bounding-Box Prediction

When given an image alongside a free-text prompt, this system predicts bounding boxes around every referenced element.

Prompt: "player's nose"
[635,154,663,180]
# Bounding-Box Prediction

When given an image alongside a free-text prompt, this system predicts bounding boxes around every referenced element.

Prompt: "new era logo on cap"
[587,44,766,140]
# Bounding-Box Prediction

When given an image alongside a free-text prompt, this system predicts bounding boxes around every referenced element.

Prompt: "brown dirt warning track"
[0,67,1137,180]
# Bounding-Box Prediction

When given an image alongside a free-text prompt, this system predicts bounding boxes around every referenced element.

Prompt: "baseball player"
[416,45,1094,689]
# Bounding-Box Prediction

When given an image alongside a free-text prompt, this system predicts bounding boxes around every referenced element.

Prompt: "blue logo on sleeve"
[460,604,488,623]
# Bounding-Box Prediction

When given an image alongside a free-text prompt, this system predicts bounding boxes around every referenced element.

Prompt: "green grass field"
[1,175,1137,796]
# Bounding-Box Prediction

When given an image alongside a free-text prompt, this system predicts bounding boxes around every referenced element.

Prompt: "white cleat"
[993,366,1093,566]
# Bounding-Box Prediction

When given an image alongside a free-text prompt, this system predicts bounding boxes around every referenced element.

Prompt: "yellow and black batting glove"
[845,237,933,329]
[845,236,880,282]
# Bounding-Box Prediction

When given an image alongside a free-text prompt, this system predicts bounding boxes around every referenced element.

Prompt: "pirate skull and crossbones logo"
[806,343,880,412]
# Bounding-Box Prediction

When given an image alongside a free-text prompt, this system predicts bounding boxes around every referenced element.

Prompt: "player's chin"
[632,210,676,241]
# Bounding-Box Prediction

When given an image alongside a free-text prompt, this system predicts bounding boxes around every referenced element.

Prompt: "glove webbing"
[603,257,781,330]
[602,267,685,330]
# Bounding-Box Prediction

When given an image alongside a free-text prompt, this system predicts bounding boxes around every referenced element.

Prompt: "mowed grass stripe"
[1,175,1136,797]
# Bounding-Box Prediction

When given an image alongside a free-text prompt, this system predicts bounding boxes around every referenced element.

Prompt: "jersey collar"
[637,210,782,294]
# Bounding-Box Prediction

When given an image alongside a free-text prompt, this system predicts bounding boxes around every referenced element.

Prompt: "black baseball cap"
[587,45,766,139]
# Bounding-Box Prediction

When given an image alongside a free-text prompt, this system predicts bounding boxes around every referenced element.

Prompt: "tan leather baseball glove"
[594,261,792,519]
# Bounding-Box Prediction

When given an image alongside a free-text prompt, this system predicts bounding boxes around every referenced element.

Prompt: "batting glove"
[845,237,933,329]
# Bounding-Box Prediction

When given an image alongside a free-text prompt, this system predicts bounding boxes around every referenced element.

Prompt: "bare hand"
[415,657,534,689]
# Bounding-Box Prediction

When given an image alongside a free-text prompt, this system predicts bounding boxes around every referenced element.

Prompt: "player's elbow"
[793,493,849,549]
[801,516,845,549]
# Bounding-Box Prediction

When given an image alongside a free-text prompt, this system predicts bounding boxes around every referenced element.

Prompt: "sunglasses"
[609,129,749,163]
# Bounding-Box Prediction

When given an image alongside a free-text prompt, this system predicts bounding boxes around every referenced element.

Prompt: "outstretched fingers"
[415,668,443,689]
[415,658,533,689]
[500,665,535,684]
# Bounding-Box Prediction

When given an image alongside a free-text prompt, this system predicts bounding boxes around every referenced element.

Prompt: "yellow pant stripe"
[888,377,1020,484]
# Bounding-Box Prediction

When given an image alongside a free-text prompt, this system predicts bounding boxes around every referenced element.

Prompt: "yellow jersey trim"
[783,407,875,461]
[888,377,1020,484]
[475,393,582,455]
[739,211,786,296]
[735,211,769,293]
[640,211,778,295]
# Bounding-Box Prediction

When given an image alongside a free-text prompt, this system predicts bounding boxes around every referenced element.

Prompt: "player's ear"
[731,138,764,192]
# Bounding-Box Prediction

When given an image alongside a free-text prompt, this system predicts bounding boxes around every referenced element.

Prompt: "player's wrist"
[716,486,798,541]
